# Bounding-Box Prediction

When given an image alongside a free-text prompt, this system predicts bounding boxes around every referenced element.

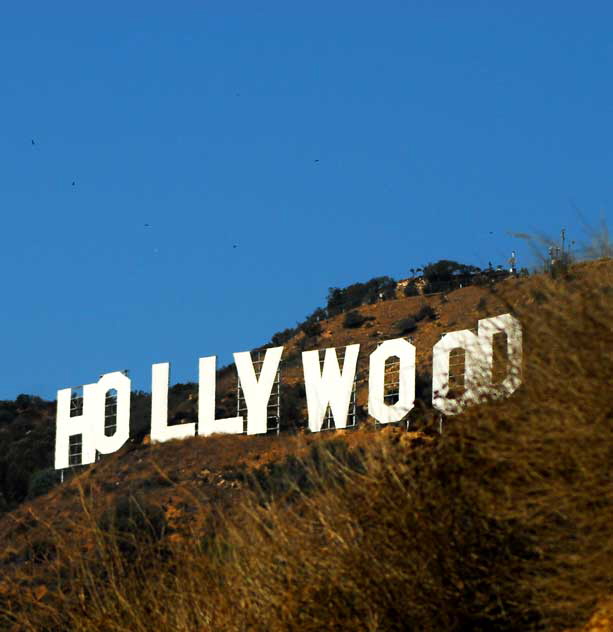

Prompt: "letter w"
[302,344,359,432]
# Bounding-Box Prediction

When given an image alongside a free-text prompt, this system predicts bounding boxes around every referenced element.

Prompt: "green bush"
[271,327,298,346]
[414,304,437,322]
[300,321,323,338]
[394,317,417,334]
[279,383,306,431]
[423,259,480,284]
[404,281,420,297]
[326,276,397,316]
[343,310,367,328]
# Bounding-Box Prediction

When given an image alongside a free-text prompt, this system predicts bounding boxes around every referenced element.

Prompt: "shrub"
[99,494,167,554]
[414,304,437,322]
[415,369,433,404]
[422,259,480,284]
[394,317,417,334]
[300,321,323,338]
[343,310,367,329]
[550,258,571,279]
[15,394,41,410]
[326,276,397,316]
[27,468,58,499]
[404,281,420,297]
[279,383,307,431]
[271,327,298,346]
[305,307,327,323]
[422,280,434,295]
[130,391,152,443]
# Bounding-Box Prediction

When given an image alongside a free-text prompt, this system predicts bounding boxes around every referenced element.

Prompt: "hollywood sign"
[54,313,522,469]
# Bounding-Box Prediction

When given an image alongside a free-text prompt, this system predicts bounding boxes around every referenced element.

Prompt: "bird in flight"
[314,159,319,163]
[233,244,238,249]
[31,139,35,146]
[72,181,76,186]
[144,223,151,228]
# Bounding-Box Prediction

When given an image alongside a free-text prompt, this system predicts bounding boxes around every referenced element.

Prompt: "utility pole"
[561,228,566,257]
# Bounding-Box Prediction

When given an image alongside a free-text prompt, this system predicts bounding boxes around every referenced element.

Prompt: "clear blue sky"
[1,2,611,399]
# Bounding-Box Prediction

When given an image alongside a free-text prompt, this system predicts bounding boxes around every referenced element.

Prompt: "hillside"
[0,259,611,631]
[0,265,515,514]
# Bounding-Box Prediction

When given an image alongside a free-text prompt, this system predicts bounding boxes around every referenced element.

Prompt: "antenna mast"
[561,228,566,257]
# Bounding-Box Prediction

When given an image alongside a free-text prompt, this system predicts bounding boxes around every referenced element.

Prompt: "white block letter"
[198,356,244,435]
[368,338,415,424]
[432,313,522,415]
[151,362,196,443]
[234,346,284,435]
[302,344,359,432]
[477,313,522,398]
[93,371,131,455]
[54,384,97,469]
[432,329,482,415]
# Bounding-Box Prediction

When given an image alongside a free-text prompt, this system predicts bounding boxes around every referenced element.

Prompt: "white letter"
[432,329,482,415]
[94,371,131,455]
[150,363,195,442]
[54,385,97,469]
[198,356,244,435]
[477,313,522,398]
[432,313,522,414]
[368,338,415,424]
[234,346,283,435]
[302,344,359,432]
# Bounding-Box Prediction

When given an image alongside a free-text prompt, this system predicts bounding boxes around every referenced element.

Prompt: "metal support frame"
[68,433,83,466]
[447,346,467,398]
[236,351,281,434]
[383,355,401,407]
[439,329,477,402]
[67,387,84,467]
[104,390,118,438]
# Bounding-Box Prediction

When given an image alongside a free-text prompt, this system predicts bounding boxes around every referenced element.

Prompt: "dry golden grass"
[1,260,612,631]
